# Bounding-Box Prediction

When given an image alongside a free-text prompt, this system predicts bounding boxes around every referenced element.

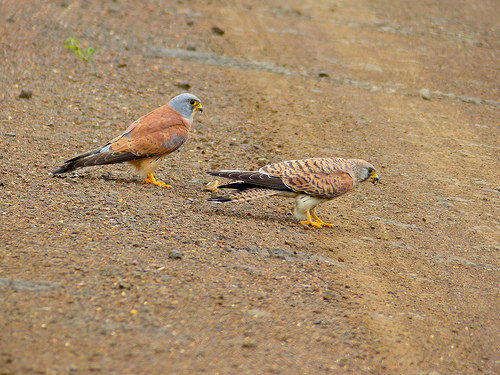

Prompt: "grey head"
[168,93,203,122]
[347,159,379,184]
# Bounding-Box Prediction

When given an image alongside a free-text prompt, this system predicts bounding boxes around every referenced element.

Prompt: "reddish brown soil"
[1,1,498,374]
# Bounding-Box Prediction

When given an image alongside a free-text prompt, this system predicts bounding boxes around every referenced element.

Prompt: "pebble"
[419,88,431,100]
[211,26,225,35]
[241,341,257,348]
[204,180,220,192]
[257,157,268,167]
[175,81,191,90]
[169,250,183,259]
[19,89,33,99]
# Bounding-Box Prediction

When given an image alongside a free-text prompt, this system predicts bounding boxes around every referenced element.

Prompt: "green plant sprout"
[64,37,96,62]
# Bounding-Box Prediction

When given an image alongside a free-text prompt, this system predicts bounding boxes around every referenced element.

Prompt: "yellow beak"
[369,172,379,184]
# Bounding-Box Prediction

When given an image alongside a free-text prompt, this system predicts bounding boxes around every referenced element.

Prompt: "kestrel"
[207,157,379,227]
[51,93,203,187]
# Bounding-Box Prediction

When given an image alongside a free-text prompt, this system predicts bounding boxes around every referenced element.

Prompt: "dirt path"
[1,0,498,374]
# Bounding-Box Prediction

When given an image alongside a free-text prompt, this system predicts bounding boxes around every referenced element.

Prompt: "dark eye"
[189,99,196,105]
[368,168,373,174]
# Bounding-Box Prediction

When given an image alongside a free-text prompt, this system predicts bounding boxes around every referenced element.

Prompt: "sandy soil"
[0,0,498,374]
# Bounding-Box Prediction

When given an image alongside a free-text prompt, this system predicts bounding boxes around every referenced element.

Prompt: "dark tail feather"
[50,146,105,175]
[50,146,143,175]
[207,171,289,190]
[50,165,77,175]
[207,195,234,203]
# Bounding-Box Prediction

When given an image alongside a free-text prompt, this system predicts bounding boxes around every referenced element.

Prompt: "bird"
[50,93,203,188]
[207,157,379,227]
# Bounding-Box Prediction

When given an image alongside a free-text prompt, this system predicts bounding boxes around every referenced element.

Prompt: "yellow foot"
[300,210,331,228]
[300,219,323,228]
[143,173,170,188]
[311,211,332,227]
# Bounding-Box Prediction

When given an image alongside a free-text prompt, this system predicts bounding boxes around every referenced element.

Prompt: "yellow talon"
[300,210,324,228]
[143,173,170,188]
[300,210,332,228]
[300,220,322,227]
[311,210,332,227]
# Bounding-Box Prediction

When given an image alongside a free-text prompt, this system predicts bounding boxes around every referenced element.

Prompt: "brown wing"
[281,170,354,199]
[260,157,349,177]
[110,103,190,157]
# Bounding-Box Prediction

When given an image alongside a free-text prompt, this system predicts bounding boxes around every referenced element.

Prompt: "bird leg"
[300,210,326,228]
[311,209,332,227]
[143,173,170,188]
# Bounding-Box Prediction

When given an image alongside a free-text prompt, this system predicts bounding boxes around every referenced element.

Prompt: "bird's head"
[350,159,379,184]
[169,93,203,121]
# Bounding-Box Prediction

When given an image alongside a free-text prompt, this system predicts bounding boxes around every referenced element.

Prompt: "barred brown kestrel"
[51,93,203,188]
[207,157,379,227]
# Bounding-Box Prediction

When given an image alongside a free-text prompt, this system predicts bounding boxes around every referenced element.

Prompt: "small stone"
[204,180,220,192]
[242,340,257,348]
[419,88,431,100]
[19,89,33,99]
[257,157,268,167]
[322,290,339,301]
[211,26,225,35]
[175,81,191,90]
[117,281,131,290]
[169,250,182,259]
[318,71,329,78]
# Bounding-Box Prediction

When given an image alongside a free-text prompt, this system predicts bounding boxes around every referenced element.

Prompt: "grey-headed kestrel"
[51,93,203,187]
[207,157,379,227]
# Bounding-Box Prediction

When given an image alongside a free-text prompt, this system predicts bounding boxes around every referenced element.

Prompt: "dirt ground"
[0,0,498,374]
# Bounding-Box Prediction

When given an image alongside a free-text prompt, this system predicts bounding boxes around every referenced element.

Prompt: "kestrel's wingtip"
[206,196,231,203]
[49,166,72,175]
